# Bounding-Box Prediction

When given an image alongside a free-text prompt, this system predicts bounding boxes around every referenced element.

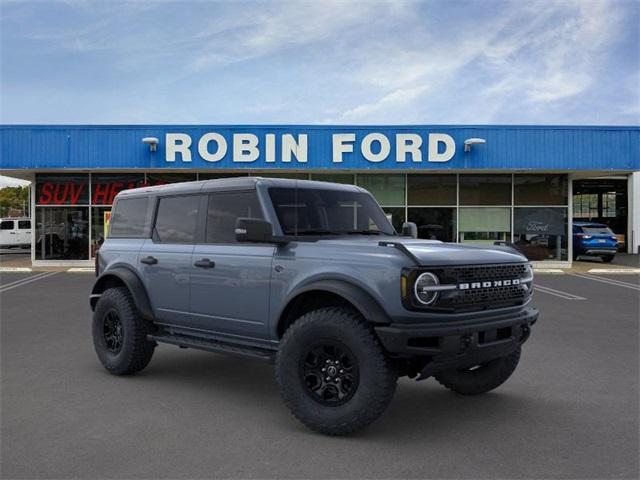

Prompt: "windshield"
[582,226,615,235]
[269,187,396,236]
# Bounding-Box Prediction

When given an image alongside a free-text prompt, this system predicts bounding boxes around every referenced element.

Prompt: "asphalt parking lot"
[1,271,638,479]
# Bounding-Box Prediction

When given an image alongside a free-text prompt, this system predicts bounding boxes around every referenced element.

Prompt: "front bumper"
[375,306,538,378]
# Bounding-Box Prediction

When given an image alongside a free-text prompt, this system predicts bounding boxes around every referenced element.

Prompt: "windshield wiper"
[293,229,344,235]
[345,230,383,235]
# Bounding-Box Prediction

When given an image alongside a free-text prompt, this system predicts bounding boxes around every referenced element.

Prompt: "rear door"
[189,190,274,341]
[138,194,202,325]
[18,220,31,245]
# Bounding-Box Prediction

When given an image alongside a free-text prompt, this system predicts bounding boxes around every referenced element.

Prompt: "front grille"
[446,264,528,283]
[431,263,530,312]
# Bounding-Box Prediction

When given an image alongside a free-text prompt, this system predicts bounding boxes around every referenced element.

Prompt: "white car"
[0,217,32,249]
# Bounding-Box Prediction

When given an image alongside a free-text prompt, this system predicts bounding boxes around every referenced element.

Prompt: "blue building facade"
[1,125,638,265]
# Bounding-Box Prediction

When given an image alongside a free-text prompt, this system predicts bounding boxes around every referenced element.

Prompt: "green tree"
[0,186,29,217]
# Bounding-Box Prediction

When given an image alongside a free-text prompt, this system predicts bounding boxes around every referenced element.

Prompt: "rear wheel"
[601,255,615,263]
[276,307,397,436]
[434,348,521,395]
[92,287,155,375]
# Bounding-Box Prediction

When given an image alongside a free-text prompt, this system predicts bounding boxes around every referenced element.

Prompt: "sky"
[0,0,638,128]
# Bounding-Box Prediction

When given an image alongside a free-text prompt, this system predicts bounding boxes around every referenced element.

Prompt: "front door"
[0,220,16,247]
[189,191,274,342]
[138,194,201,325]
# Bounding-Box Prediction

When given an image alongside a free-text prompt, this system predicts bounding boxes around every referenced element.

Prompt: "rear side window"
[154,195,200,244]
[110,197,150,237]
[206,191,263,243]
[18,220,31,229]
[1,220,14,230]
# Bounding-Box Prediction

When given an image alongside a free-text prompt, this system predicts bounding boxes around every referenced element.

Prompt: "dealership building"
[1,125,638,267]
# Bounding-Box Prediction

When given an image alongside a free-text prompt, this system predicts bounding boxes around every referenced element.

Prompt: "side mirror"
[235,218,274,243]
[401,222,418,239]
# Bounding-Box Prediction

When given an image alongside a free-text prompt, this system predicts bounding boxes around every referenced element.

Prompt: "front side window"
[269,188,395,236]
[206,191,263,243]
[18,220,31,229]
[154,195,200,243]
[110,197,150,237]
[1,220,14,230]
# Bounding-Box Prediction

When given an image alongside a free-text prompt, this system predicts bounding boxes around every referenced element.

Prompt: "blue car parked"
[572,222,618,262]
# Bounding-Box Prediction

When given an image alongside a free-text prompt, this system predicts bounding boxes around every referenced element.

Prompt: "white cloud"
[332,85,429,123]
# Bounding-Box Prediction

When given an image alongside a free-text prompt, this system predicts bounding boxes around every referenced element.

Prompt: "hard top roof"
[573,221,610,227]
[116,176,364,198]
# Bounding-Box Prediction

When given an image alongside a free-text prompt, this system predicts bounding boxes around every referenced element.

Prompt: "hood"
[315,236,526,266]
[395,239,526,266]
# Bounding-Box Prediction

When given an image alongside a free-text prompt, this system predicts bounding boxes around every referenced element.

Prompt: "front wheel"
[92,287,155,375]
[276,307,397,436]
[434,348,521,395]
[601,255,615,263]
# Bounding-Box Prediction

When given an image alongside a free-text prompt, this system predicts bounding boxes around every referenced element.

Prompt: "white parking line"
[0,271,51,289]
[0,271,58,293]
[587,268,640,274]
[570,273,640,291]
[534,284,586,300]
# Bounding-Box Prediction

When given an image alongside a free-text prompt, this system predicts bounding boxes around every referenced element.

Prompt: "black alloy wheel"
[103,309,124,354]
[300,341,359,406]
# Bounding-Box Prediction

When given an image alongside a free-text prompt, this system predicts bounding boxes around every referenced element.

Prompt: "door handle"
[140,256,158,265]
[194,258,215,269]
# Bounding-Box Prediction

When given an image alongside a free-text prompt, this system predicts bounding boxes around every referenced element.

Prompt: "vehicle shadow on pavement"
[102,349,552,440]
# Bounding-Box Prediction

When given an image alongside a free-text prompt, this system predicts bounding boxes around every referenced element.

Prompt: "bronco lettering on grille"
[459,279,521,290]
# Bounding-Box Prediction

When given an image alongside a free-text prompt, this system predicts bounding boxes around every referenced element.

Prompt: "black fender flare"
[90,267,154,320]
[279,279,391,328]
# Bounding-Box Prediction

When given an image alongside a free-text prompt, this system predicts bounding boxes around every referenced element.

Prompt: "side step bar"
[148,333,276,363]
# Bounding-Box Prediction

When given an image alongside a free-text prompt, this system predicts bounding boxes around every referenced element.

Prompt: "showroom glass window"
[35,174,90,260]
[407,174,457,242]
[513,207,568,261]
[310,173,355,185]
[357,174,405,232]
[513,175,569,261]
[514,174,568,205]
[147,173,197,186]
[458,175,511,243]
[91,174,146,206]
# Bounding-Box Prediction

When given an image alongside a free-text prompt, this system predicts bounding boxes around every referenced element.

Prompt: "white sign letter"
[166,133,192,162]
[197,133,227,163]
[233,134,259,162]
[428,133,455,162]
[282,134,308,163]
[396,134,423,163]
[265,134,276,163]
[361,133,391,163]
[332,134,356,163]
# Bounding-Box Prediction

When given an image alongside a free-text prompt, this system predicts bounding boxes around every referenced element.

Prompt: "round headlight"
[414,272,440,305]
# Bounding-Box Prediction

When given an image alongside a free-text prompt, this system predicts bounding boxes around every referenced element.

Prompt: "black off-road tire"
[92,287,155,375]
[276,307,398,436]
[434,348,521,395]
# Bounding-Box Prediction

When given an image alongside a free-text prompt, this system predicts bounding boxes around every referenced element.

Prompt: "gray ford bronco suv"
[91,177,538,435]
